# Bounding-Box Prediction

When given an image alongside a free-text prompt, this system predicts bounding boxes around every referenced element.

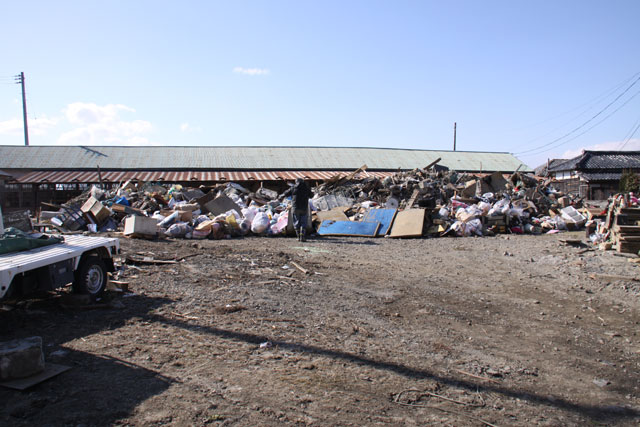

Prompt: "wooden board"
[0,363,70,390]
[315,207,350,223]
[389,209,425,238]
[317,220,380,237]
[202,194,242,216]
[362,209,397,236]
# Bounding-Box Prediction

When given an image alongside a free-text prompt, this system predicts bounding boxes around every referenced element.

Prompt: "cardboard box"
[124,216,158,237]
[81,197,111,224]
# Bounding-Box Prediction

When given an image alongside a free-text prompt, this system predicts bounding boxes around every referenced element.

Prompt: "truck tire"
[73,256,107,298]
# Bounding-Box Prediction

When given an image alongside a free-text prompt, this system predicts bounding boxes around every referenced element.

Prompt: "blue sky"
[1,1,639,169]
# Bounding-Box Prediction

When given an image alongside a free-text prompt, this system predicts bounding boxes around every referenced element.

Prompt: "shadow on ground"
[0,292,173,426]
[152,313,640,424]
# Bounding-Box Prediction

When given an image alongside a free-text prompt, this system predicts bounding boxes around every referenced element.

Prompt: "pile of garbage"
[42,180,300,239]
[38,164,588,240]
[312,167,587,237]
[587,193,640,254]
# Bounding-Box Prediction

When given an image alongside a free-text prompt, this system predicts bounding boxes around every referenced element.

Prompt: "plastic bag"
[251,212,270,234]
[488,198,510,216]
[90,185,105,200]
[211,222,224,239]
[438,207,450,218]
[192,229,211,239]
[270,211,289,235]
[477,201,491,215]
[241,206,258,223]
[193,215,210,227]
[467,218,483,236]
[164,222,192,237]
[238,219,251,235]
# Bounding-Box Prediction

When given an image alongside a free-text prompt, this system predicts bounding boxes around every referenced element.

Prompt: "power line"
[511,70,640,134]
[518,87,640,157]
[618,116,640,150]
[514,73,640,155]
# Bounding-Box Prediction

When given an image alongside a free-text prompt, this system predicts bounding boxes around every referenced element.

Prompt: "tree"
[619,169,640,193]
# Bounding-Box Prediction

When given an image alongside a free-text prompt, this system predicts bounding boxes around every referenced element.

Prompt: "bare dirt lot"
[2,232,640,426]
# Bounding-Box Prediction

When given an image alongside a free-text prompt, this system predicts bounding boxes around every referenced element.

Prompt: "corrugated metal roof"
[0,145,530,172]
[14,169,393,184]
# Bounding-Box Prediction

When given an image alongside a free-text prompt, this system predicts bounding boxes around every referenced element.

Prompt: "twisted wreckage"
[30,163,640,254]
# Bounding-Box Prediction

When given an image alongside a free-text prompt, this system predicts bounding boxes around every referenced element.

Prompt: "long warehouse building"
[0,145,529,212]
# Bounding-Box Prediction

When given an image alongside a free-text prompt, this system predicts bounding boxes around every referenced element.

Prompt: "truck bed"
[0,234,119,298]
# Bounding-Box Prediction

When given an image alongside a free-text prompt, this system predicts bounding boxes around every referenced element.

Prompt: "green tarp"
[0,228,64,255]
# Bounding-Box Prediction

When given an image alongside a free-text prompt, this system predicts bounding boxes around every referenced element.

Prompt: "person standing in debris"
[284,178,312,241]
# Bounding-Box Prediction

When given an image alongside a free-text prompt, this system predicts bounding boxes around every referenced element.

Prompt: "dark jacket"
[285,180,311,211]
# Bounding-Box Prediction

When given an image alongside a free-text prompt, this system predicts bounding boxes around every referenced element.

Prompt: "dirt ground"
[1,231,640,426]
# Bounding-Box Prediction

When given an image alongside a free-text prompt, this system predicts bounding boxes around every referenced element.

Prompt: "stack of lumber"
[605,197,640,254]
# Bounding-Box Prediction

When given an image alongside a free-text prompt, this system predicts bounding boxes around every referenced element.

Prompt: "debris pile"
[589,193,640,254]
[40,180,301,239]
[312,167,583,238]
[37,165,585,240]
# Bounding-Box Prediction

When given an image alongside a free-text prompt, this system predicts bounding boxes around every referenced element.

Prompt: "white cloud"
[57,102,152,145]
[180,122,202,133]
[560,139,640,159]
[233,67,270,76]
[0,115,58,136]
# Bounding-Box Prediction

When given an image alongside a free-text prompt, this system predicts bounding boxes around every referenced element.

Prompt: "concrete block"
[0,336,45,380]
[124,215,158,237]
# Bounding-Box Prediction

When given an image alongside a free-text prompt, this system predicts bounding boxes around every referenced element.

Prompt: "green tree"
[619,169,640,193]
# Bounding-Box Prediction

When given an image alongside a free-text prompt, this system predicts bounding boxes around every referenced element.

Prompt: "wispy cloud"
[180,122,202,133]
[57,102,152,145]
[0,115,58,136]
[561,139,640,159]
[233,67,270,76]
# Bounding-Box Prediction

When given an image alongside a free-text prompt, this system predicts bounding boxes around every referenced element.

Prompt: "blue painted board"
[362,209,397,236]
[317,220,380,237]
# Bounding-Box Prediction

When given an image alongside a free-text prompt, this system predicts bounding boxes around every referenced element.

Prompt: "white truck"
[0,208,120,301]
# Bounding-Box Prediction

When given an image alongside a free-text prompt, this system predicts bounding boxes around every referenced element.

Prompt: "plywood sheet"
[0,363,71,390]
[317,220,380,237]
[316,207,350,223]
[362,209,397,236]
[202,194,242,216]
[389,209,425,238]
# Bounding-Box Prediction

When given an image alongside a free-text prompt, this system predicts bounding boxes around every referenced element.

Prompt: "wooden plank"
[613,225,640,233]
[619,236,640,242]
[315,207,350,223]
[317,220,380,237]
[362,209,397,236]
[389,209,425,238]
[405,189,420,208]
[0,363,70,390]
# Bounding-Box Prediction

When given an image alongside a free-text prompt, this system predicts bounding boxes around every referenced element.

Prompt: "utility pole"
[16,72,29,146]
[453,122,457,151]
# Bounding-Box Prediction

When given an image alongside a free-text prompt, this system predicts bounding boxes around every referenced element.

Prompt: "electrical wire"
[618,116,640,150]
[511,70,640,134]
[514,74,640,155]
[518,87,640,157]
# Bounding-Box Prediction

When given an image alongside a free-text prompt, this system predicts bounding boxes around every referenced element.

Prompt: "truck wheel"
[73,256,107,298]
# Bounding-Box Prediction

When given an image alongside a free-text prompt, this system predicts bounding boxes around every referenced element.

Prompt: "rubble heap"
[590,193,640,254]
[37,165,587,240]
